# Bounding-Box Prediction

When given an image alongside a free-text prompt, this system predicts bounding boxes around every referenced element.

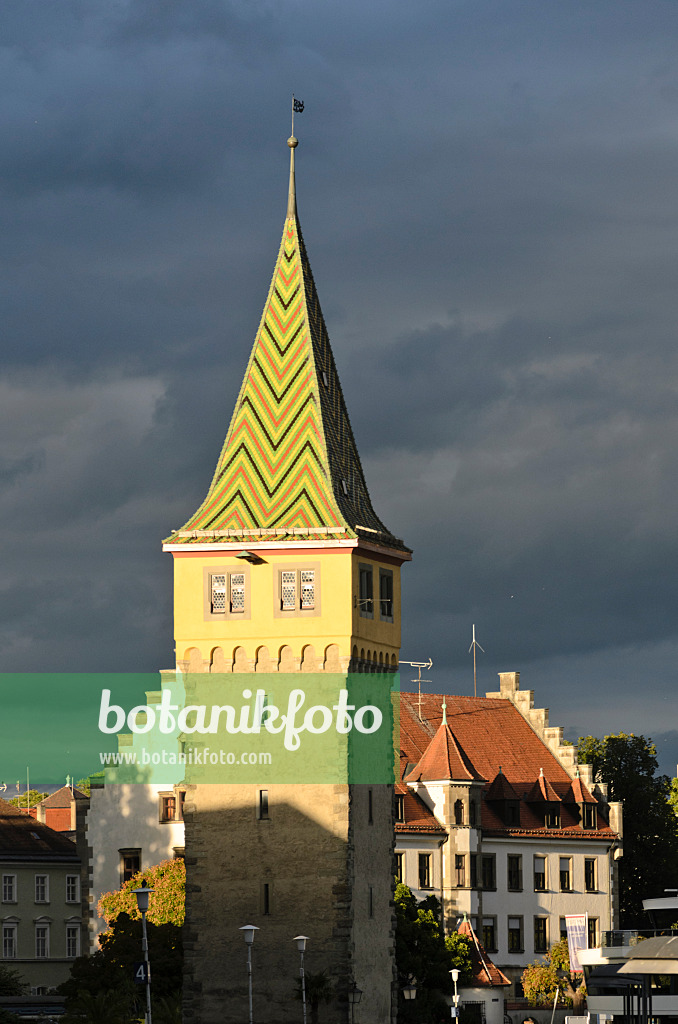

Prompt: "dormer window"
[545,804,560,829]
[395,794,405,822]
[583,804,597,829]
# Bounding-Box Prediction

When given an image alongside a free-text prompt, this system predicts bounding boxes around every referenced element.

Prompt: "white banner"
[565,913,588,973]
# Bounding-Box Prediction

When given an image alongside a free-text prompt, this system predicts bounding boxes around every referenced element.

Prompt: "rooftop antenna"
[468,624,484,698]
[399,658,433,720]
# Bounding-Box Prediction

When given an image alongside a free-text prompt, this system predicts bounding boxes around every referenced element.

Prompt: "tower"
[163,135,411,1023]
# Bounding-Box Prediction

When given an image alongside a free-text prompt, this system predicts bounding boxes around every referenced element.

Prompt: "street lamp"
[348,981,362,1024]
[450,968,460,1020]
[132,880,155,1024]
[293,936,310,1024]
[240,925,260,1024]
[402,980,417,1001]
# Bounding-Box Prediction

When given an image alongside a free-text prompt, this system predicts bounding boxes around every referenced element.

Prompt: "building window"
[533,855,547,891]
[508,916,524,953]
[278,568,319,614]
[534,917,548,953]
[481,854,496,890]
[159,794,177,823]
[395,794,405,822]
[2,876,16,903]
[207,569,250,618]
[379,569,394,621]
[35,875,49,903]
[545,805,561,829]
[505,800,520,825]
[455,855,465,887]
[585,858,597,892]
[469,801,477,826]
[359,565,374,618]
[395,853,404,883]
[418,854,431,889]
[66,876,80,904]
[560,857,572,892]
[369,886,374,918]
[368,789,373,825]
[66,925,79,958]
[454,799,464,825]
[588,917,599,948]
[2,924,16,959]
[583,804,597,829]
[258,790,269,820]
[35,924,49,959]
[507,854,522,891]
[560,917,568,941]
[263,883,270,916]
[482,917,497,952]
[120,849,141,884]
[470,854,478,889]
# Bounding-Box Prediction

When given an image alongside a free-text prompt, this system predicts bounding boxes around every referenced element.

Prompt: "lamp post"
[239,925,259,1024]
[132,880,154,1024]
[293,936,310,1024]
[402,980,417,1001]
[450,968,460,1020]
[348,981,362,1024]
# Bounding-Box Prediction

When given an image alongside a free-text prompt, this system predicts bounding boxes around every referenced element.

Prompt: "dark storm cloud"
[2,0,678,754]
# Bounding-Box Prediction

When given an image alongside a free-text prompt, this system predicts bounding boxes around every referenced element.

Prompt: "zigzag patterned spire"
[169,138,406,550]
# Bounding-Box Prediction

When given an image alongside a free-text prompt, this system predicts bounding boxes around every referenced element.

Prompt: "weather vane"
[292,94,304,136]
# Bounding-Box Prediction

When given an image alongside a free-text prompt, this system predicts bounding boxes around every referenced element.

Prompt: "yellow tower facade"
[167,136,410,1024]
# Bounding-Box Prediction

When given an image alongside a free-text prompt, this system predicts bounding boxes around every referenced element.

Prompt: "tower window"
[276,567,320,616]
[208,570,249,618]
[379,569,394,621]
[258,789,269,820]
[358,565,373,618]
[230,573,245,612]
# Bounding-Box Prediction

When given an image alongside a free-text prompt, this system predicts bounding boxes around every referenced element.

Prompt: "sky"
[2,0,678,774]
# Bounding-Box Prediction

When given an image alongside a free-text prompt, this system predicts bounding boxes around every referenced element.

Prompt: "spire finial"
[441,699,447,726]
[286,135,298,220]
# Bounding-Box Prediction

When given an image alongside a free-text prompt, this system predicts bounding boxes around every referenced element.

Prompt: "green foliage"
[294,970,332,1024]
[58,912,182,1020]
[98,858,185,926]
[0,963,26,996]
[0,1010,22,1024]
[60,987,135,1023]
[578,732,678,926]
[395,883,472,1024]
[521,939,585,1009]
[7,789,48,809]
[445,931,474,980]
[75,777,92,796]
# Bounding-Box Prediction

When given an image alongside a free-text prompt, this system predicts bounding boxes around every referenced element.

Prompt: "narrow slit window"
[258,789,269,820]
[263,883,270,916]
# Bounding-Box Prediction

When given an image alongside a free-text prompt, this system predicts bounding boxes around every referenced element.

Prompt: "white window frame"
[206,567,250,620]
[35,923,49,959]
[2,875,16,903]
[34,874,49,904]
[66,875,80,904]
[585,857,597,892]
[2,923,17,959]
[277,568,318,614]
[66,923,80,958]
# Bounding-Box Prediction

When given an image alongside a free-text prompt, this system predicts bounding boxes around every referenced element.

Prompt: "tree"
[521,938,585,1009]
[58,912,182,1020]
[395,884,472,1023]
[295,970,332,1024]
[7,790,47,809]
[0,963,26,996]
[98,858,185,926]
[578,733,678,926]
[75,777,92,796]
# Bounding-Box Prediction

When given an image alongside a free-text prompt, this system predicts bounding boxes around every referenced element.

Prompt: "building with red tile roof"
[395,671,623,994]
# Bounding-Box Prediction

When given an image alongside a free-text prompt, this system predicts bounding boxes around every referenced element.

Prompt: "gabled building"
[0,797,82,992]
[32,786,89,837]
[396,672,623,991]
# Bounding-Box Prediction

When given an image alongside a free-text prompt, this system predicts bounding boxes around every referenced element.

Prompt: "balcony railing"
[601,928,678,948]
